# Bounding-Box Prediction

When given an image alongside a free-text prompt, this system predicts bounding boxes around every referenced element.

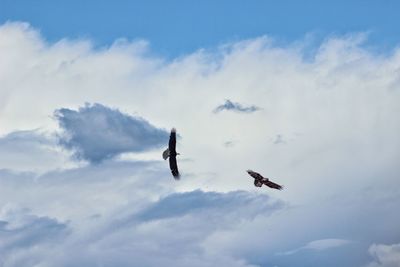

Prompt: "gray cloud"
[213,100,260,113]
[0,205,68,266]
[55,103,169,163]
[0,206,67,247]
[137,190,283,222]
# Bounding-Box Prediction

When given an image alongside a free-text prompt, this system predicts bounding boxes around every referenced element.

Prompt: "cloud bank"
[0,166,277,267]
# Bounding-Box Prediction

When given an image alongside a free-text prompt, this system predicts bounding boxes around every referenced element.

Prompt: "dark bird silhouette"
[162,128,180,180]
[247,170,283,190]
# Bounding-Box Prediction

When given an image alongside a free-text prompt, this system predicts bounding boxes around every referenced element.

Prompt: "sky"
[1,0,400,56]
[1,1,400,267]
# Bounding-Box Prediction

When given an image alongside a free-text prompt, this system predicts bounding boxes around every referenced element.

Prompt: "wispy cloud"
[278,239,352,255]
[55,103,169,163]
[213,100,260,113]
[0,130,72,172]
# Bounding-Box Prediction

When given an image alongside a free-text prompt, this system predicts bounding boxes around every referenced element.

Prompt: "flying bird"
[247,170,283,190]
[162,128,180,179]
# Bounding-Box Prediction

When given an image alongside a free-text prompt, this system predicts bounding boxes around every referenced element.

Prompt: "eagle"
[247,170,283,190]
[162,128,180,180]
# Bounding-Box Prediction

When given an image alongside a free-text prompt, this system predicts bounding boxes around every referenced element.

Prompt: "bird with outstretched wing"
[247,170,283,190]
[162,128,180,180]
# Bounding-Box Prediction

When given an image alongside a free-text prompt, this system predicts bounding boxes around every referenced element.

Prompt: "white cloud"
[0,130,75,173]
[0,21,400,266]
[367,243,400,267]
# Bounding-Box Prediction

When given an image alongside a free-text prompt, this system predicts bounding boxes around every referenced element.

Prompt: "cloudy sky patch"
[0,16,399,267]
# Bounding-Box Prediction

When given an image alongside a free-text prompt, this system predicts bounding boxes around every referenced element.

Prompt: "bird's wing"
[168,128,176,153]
[169,155,180,180]
[247,170,264,180]
[263,180,283,190]
[167,128,179,179]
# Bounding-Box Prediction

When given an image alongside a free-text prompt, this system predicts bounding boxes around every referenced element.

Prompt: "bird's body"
[247,170,283,190]
[164,128,180,180]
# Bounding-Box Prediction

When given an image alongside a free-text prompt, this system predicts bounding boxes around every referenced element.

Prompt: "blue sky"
[1,0,400,56]
[1,2,400,267]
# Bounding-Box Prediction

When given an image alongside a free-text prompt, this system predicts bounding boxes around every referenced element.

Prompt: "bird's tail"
[162,148,170,160]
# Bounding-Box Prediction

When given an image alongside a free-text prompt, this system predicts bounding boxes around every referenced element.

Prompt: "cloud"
[0,204,68,266]
[137,190,283,222]
[279,238,352,255]
[95,190,278,267]
[0,166,281,267]
[1,22,400,267]
[367,243,400,267]
[0,204,68,245]
[55,103,169,163]
[213,99,260,113]
[94,190,280,267]
[0,130,73,172]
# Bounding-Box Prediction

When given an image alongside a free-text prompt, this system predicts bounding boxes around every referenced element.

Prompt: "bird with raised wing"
[162,128,180,180]
[247,170,283,190]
